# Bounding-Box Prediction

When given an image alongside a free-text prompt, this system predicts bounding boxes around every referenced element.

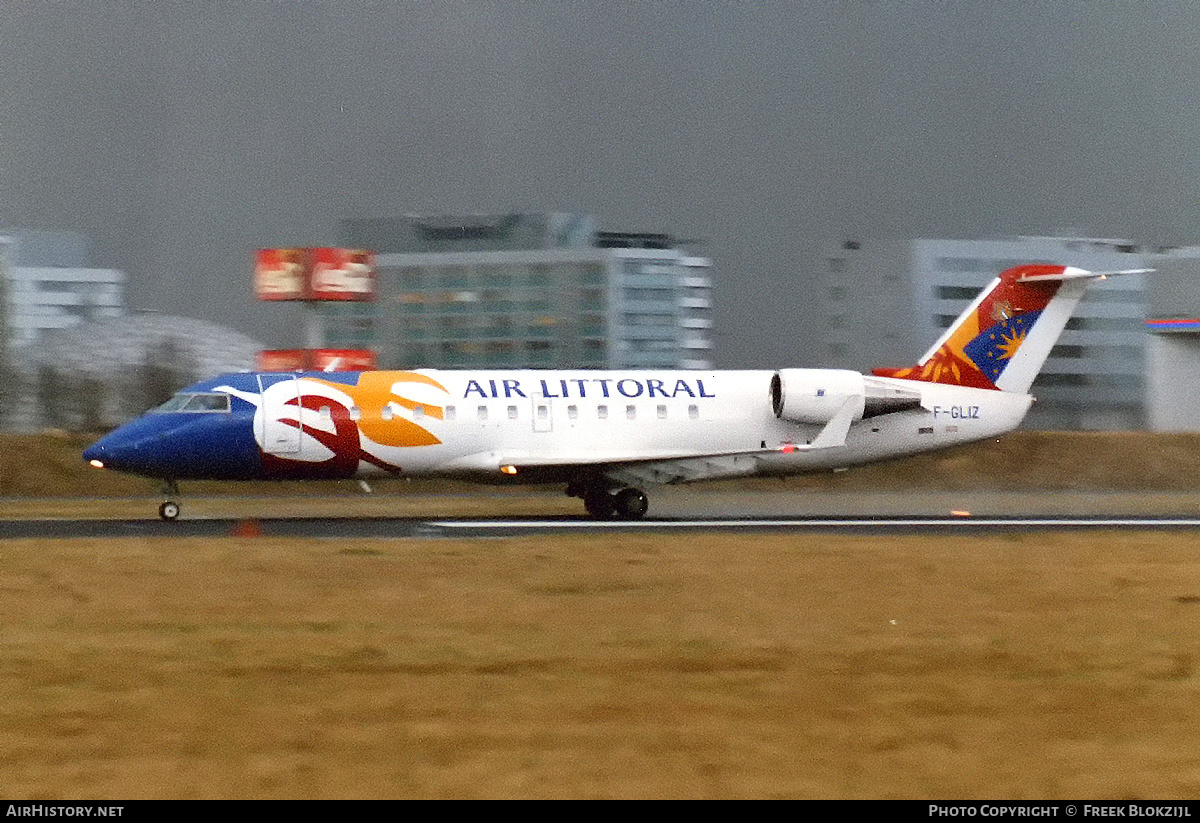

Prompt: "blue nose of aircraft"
[84,414,192,478]
[82,438,119,469]
[84,430,162,476]
[84,410,263,480]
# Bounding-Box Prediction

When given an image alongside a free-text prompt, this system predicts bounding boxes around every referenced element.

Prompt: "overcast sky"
[3,1,1199,367]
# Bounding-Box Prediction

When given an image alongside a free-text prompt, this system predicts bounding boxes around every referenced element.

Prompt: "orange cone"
[230,519,262,537]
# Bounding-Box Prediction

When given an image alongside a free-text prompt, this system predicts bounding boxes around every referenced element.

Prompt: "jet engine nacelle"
[770,368,867,425]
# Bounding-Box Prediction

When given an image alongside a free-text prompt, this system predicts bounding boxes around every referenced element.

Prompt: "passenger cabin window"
[478,405,488,421]
[381,406,394,421]
[413,405,424,419]
[319,405,332,422]
[626,405,637,420]
[445,405,456,421]
[657,404,667,419]
[508,405,518,420]
[567,404,578,420]
[598,405,608,420]
[688,404,699,420]
[350,406,362,421]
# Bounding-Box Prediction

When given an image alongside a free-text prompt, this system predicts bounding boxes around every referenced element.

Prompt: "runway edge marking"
[429,517,1200,530]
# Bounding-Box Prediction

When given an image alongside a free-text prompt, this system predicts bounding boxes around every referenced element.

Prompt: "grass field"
[5,431,1200,798]
[2,530,1200,799]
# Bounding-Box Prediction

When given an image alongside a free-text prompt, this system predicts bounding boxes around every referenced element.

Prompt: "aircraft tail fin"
[872,264,1149,394]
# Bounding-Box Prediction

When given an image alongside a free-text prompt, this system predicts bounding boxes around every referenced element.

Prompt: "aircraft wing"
[443,446,783,485]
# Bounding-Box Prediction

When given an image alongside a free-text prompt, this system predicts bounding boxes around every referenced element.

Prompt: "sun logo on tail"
[916,352,966,384]
[963,312,1040,383]
[997,326,1027,361]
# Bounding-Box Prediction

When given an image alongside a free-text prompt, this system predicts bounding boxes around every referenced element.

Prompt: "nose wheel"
[158,480,181,521]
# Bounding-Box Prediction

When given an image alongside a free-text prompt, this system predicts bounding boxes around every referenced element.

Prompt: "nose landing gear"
[158,480,181,521]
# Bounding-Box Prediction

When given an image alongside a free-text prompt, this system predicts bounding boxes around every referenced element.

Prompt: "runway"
[6,514,1200,539]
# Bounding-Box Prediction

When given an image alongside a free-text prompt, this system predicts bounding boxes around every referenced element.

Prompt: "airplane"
[82,264,1143,520]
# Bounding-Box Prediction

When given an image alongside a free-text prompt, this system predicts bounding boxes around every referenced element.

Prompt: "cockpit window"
[154,392,231,413]
[182,393,231,412]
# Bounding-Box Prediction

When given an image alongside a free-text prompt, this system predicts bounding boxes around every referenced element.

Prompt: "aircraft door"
[532,394,553,433]
[256,374,302,454]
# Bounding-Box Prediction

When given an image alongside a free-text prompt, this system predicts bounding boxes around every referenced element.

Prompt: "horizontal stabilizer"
[1016,267,1152,283]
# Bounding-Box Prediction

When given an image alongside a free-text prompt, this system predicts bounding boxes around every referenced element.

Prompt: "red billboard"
[254,248,376,301]
[257,349,377,372]
[254,249,307,301]
[257,349,309,371]
[310,348,377,371]
[309,248,375,301]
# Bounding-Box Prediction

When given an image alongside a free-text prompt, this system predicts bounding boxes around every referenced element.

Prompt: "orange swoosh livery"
[308,371,448,448]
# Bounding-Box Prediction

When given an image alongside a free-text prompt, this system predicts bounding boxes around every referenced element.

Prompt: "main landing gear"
[567,480,650,520]
[159,480,181,521]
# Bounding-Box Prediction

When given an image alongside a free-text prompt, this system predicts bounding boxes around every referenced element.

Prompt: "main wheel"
[159,501,181,521]
[613,487,649,520]
[583,492,615,519]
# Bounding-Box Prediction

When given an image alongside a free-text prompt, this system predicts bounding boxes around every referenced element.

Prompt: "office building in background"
[1,229,124,349]
[335,213,712,370]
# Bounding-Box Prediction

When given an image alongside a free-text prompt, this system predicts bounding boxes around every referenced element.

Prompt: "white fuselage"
[246,369,1033,484]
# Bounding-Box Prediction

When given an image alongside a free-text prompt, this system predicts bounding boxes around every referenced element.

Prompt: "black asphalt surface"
[5,515,1200,540]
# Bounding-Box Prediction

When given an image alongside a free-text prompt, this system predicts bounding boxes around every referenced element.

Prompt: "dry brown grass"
[2,530,1200,799]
